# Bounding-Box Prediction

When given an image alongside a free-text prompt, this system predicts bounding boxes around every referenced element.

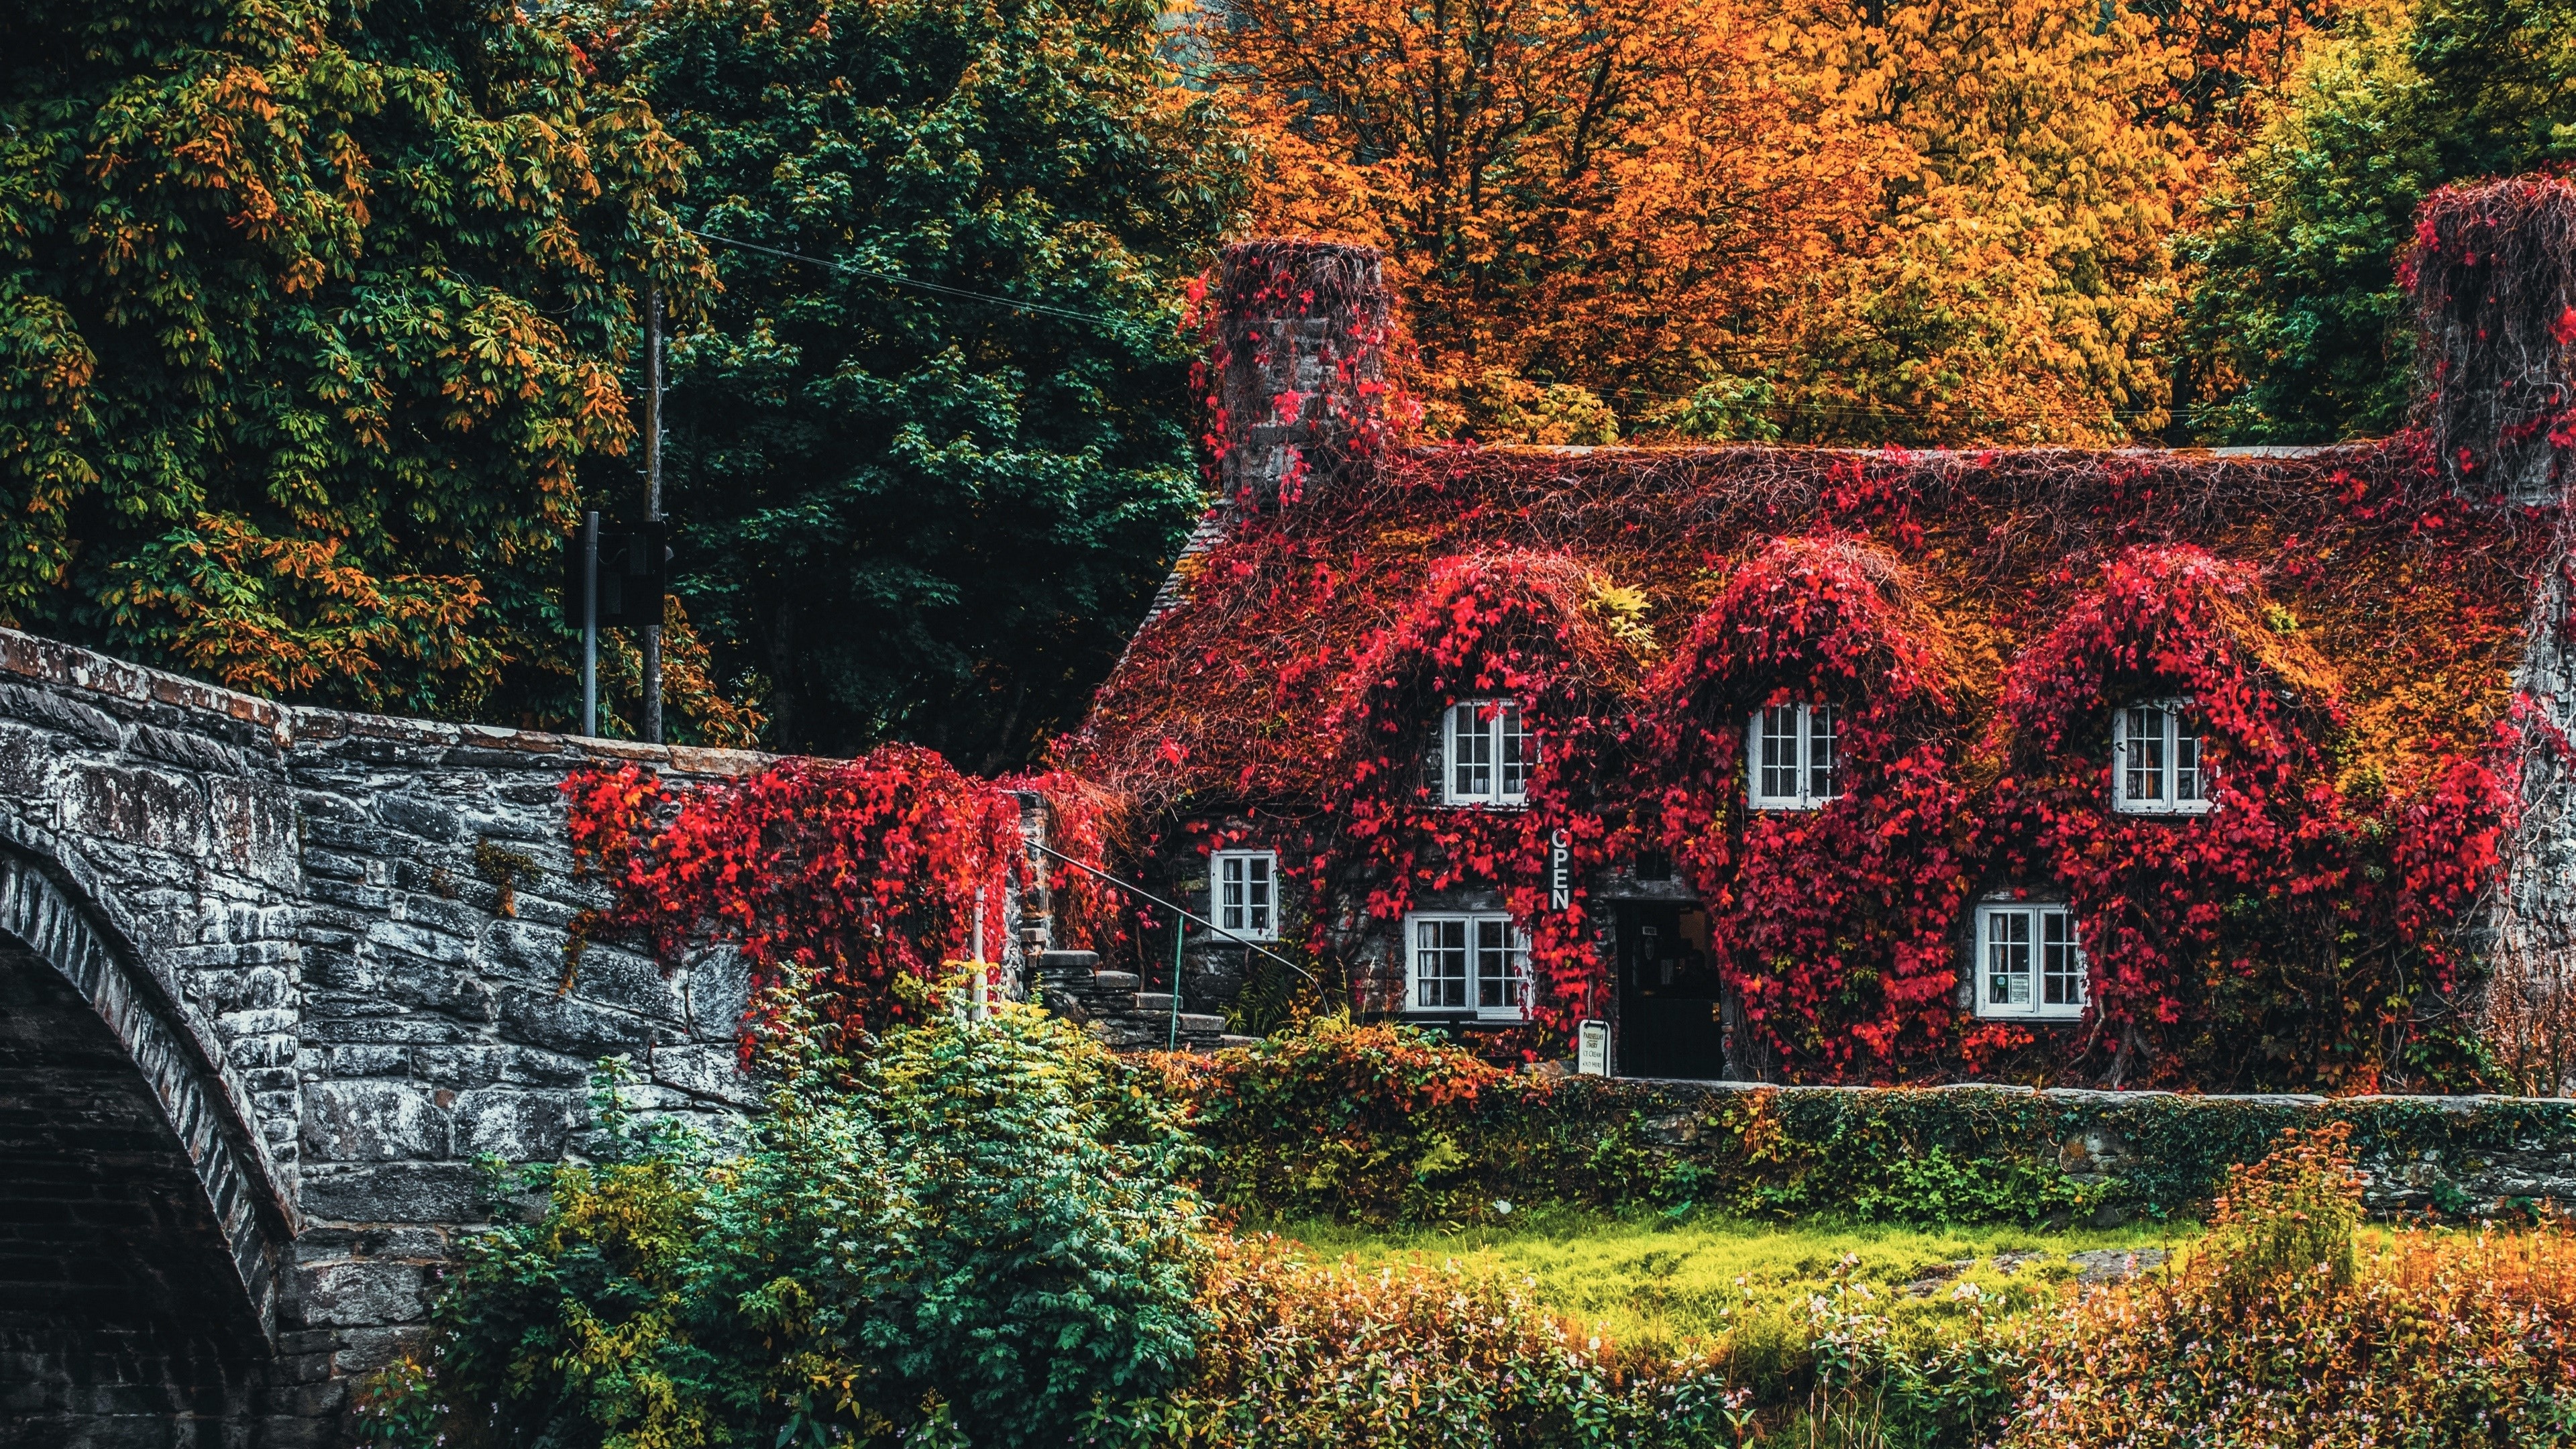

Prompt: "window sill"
[2111,801,2215,817]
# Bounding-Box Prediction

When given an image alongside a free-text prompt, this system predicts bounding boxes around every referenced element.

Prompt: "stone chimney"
[1203,239,1394,508]
[2408,174,2576,501]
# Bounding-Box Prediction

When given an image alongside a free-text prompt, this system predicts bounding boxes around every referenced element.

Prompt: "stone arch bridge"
[0,630,777,1447]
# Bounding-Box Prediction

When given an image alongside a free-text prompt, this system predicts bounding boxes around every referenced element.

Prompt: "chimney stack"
[1204,240,1393,508]
[2407,175,2576,501]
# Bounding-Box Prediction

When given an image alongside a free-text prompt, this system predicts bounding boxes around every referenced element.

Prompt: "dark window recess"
[1633,851,1674,883]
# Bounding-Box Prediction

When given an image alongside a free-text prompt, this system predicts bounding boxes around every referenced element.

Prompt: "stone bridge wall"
[0,629,767,1448]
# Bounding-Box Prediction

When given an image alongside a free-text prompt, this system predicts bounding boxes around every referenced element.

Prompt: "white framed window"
[1407,912,1530,1020]
[1974,901,2088,1020]
[1746,702,1841,810]
[1442,700,1533,807]
[1212,850,1279,943]
[2112,700,2211,814]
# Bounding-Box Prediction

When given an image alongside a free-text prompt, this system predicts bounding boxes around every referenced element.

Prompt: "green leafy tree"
[0,0,700,714]
[590,0,1242,765]
[2182,0,2576,442]
[361,1004,1207,1447]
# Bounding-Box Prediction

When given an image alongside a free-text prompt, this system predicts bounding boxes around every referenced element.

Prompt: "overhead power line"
[683,227,1145,328]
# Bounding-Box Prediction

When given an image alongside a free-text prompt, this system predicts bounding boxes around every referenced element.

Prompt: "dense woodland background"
[0,0,2569,759]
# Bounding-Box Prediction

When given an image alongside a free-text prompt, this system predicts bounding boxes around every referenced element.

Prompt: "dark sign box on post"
[564,518,666,629]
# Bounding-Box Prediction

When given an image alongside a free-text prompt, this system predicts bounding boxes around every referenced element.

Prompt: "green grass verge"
[1257,1206,2194,1364]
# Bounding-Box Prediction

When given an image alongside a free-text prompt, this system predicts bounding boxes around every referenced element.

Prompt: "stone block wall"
[274,711,766,1438]
[0,629,771,1447]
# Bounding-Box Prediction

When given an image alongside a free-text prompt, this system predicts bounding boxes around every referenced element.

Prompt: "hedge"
[1149,1020,2576,1226]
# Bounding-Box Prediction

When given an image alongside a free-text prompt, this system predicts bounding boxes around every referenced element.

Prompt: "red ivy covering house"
[1058,178,2576,1094]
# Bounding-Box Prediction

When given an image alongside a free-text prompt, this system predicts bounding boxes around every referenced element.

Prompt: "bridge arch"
[0,840,292,1443]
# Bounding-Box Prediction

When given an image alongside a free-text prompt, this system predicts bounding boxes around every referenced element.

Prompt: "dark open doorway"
[1613,900,1727,1078]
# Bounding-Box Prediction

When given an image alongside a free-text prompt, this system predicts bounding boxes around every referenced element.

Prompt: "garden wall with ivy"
[1157,1022,2576,1227]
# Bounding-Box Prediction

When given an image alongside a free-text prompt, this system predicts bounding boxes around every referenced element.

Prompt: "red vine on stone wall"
[1187,240,1409,509]
[1982,545,2512,1089]
[1311,551,1646,1043]
[2405,174,2576,497]
[1632,533,1975,1080]
[563,749,1029,1055]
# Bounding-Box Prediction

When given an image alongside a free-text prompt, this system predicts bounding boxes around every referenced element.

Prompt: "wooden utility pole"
[642,288,665,744]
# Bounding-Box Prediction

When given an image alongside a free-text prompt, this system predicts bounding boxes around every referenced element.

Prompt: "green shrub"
[360,1003,1206,1448]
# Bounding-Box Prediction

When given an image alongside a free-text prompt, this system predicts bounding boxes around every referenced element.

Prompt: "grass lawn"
[1256,1207,2196,1362]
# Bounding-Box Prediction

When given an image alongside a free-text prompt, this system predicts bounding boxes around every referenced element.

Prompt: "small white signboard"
[1576,1018,1610,1077]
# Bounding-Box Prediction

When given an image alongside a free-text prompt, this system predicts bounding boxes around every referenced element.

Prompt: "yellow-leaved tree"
[1208,0,2304,445]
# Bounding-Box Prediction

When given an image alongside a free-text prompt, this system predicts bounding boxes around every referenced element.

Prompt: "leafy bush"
[1092,1234,1741,1448]
[1163,1016,1526,1223]
[360,1004,1205,1448]
[2202,1122,2362,1303]
[2002,1132,2576,1448]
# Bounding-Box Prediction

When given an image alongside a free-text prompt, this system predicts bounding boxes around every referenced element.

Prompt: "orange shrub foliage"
[2007,1130,2576,1446]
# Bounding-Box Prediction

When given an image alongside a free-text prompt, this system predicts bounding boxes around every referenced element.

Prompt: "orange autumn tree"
[1774,0,2207,443]
[1210,0,2324,445]
[1201,0,1890,438]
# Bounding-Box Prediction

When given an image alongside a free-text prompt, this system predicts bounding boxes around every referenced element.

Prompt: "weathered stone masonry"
[0,628,767,1448]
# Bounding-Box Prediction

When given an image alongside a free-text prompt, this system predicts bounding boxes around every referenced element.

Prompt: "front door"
[1613,900,1726,1077]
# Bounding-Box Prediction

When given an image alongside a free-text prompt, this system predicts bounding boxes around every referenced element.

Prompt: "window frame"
[1745,702,1843,810]
[1210,849,1281,943]
[1972,900,2088,1021]
[1442,699,1534,808]
[1405,911,1532,1021]
[2110,698,2213,816]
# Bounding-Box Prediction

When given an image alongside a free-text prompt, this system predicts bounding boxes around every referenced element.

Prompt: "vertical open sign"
[1548,828,1572,912]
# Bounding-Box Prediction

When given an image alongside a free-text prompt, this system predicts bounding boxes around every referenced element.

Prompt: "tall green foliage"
[365,1005,1208,1447]
[0,0,696,714]
[602,0,1244,763]
[2183,0,2576,443]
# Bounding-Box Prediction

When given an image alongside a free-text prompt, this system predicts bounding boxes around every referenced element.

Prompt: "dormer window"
[1974,900,2087,1020]
[1444,700,1532,807]
[2112,700,2211,815]
[1212,849,1278,942]
[1747,703,1840,810]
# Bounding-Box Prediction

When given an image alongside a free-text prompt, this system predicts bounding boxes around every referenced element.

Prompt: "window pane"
[1248,856,1273,932]
[1417,918,1466,1008]
[1219,856,1245,930]
[2043,909,2084,1006]
[1760,705,1799,800]
[1988,910,2032,1006]
[1476,918,1514,1008]
[1452,704,1493,800]
[1808,704,1841,802]
[1499,704,1532,798]
[2174,722,2203,804]
[2124,706,2164,803]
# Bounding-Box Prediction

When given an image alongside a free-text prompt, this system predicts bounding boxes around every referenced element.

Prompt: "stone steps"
[1030,952,1236,1053]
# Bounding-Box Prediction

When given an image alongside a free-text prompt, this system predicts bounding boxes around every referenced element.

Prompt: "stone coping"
[0,626,773,776]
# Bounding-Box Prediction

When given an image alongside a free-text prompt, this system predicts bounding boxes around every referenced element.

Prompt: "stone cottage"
[1065,212,2576,1092]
